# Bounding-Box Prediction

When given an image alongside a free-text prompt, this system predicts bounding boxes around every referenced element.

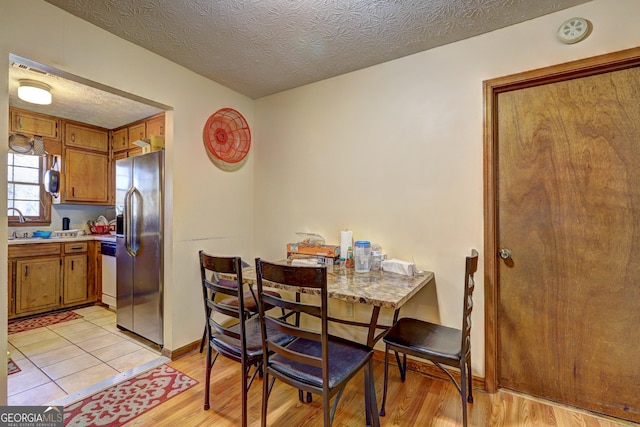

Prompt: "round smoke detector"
[556,17,592,44]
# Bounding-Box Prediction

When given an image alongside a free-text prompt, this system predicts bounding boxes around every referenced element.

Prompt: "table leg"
[367,306,381,347]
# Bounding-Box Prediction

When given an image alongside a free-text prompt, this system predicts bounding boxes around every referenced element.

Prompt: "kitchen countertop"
[8,234,116,245]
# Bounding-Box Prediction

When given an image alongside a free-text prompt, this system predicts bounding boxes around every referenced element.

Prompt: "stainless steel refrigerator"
[115,150,163,346]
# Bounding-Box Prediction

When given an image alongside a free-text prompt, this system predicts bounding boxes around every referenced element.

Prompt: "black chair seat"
[383,318,461,364]
[212,317,294,361]
[270,336,373,390]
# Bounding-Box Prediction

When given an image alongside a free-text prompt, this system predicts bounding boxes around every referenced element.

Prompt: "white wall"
[253,0,640,377]
[0,0,254,404]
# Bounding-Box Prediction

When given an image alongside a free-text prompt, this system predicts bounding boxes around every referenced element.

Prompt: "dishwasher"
[101,241,117,310]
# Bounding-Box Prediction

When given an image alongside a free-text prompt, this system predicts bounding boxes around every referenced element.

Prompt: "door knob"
[499,248,512,259]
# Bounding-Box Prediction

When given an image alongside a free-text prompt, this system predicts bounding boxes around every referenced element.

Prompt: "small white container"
[371,244,382,271]
[354,240,371,273]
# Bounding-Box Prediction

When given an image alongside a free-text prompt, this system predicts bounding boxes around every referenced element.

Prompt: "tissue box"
[381,259,416,276]
[287,243,340,258]
[288,253,340,265]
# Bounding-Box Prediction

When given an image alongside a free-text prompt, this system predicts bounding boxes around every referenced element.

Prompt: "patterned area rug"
[8,358,20,375]
[8,311,83,335]
[63,364,198,426]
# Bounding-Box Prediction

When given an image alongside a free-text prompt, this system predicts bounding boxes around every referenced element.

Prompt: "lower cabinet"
[63,254,88,305]
[15,257,61,315]
[9,241,96,319]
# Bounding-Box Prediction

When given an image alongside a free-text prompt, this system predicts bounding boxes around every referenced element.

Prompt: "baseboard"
[162,340,201,360]
[372,349,486,391]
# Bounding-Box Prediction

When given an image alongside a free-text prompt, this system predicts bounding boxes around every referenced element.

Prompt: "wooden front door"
[485,48,640,423]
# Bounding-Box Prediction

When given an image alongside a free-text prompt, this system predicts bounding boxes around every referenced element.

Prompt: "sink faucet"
[8,207,25,223]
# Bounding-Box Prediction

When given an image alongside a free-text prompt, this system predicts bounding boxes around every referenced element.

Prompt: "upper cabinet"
[63,148,109,204]
[64,122,109,153]
[111,128,128,152]
[60,121,110,205]
[145,113,165,138]
[120,113,164,153]
[10,108,60,140]
[127,122,146,149]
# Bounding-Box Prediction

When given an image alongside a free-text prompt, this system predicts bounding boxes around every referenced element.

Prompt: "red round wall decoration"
[203,108,251,164]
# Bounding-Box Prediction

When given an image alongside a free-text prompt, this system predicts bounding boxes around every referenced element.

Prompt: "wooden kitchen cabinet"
[9,241,97,319]
[128,122,146,148]
[15,257,62,316]
[10,107,60,140]
[63,147,109,204]
[112,127,128,152]
[63,242,93,307]
[145,113,165,137]
[57,120,110,205]
[63,254,88,305]
[7,260,14,318]
[92,241,102,303]
[64,122,109,153]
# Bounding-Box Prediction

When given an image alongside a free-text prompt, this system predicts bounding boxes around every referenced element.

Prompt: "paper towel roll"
[340,230,352,260]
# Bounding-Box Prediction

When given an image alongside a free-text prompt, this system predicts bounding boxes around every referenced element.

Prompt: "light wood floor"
[125,350,636,426]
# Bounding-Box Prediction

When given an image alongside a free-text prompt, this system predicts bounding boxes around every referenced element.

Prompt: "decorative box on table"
[287,243,341,265]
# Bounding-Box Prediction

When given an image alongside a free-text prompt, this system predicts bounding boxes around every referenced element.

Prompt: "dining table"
[222,262,434,347]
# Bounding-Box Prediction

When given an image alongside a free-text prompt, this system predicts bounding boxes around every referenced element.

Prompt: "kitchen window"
[7,153,50,225]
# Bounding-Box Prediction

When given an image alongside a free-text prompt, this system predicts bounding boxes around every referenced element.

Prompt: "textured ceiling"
[43,0,592,100]
[9,57,165,129]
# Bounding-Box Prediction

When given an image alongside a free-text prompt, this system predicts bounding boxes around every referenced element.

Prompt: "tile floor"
[8,305,164,406]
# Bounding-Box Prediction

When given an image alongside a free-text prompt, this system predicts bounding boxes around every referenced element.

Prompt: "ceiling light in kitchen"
[18,79,52,105]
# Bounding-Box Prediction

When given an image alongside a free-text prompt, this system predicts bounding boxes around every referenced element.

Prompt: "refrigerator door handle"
[130,187,142,256]
[124,187,139,257]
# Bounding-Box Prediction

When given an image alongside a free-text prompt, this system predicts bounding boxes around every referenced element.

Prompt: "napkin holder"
[381,259,416,276]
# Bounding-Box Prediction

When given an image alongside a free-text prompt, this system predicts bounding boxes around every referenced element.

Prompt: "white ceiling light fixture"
[18,79,52,105]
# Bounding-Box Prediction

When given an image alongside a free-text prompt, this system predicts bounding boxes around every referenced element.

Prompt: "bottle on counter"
[371,244,382,271]
[346,246,354,268]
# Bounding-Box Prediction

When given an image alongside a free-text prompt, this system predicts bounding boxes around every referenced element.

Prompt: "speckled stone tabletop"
[233,263,434,309]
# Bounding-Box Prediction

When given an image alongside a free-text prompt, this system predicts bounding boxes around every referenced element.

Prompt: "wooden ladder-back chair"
[199,260,280,352]
[255,259,380,427]
[379,249,479,427]
[199,251,292,427]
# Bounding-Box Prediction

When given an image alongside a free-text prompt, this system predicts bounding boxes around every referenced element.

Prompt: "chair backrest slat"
[461,249,479,357]
[262,293,322,318]
[265,315,321,343]
[260,262,326,289]
[209,318,241,340]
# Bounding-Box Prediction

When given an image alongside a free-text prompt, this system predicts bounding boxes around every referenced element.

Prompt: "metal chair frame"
[199,251,262,427]
[380,249,479,427]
